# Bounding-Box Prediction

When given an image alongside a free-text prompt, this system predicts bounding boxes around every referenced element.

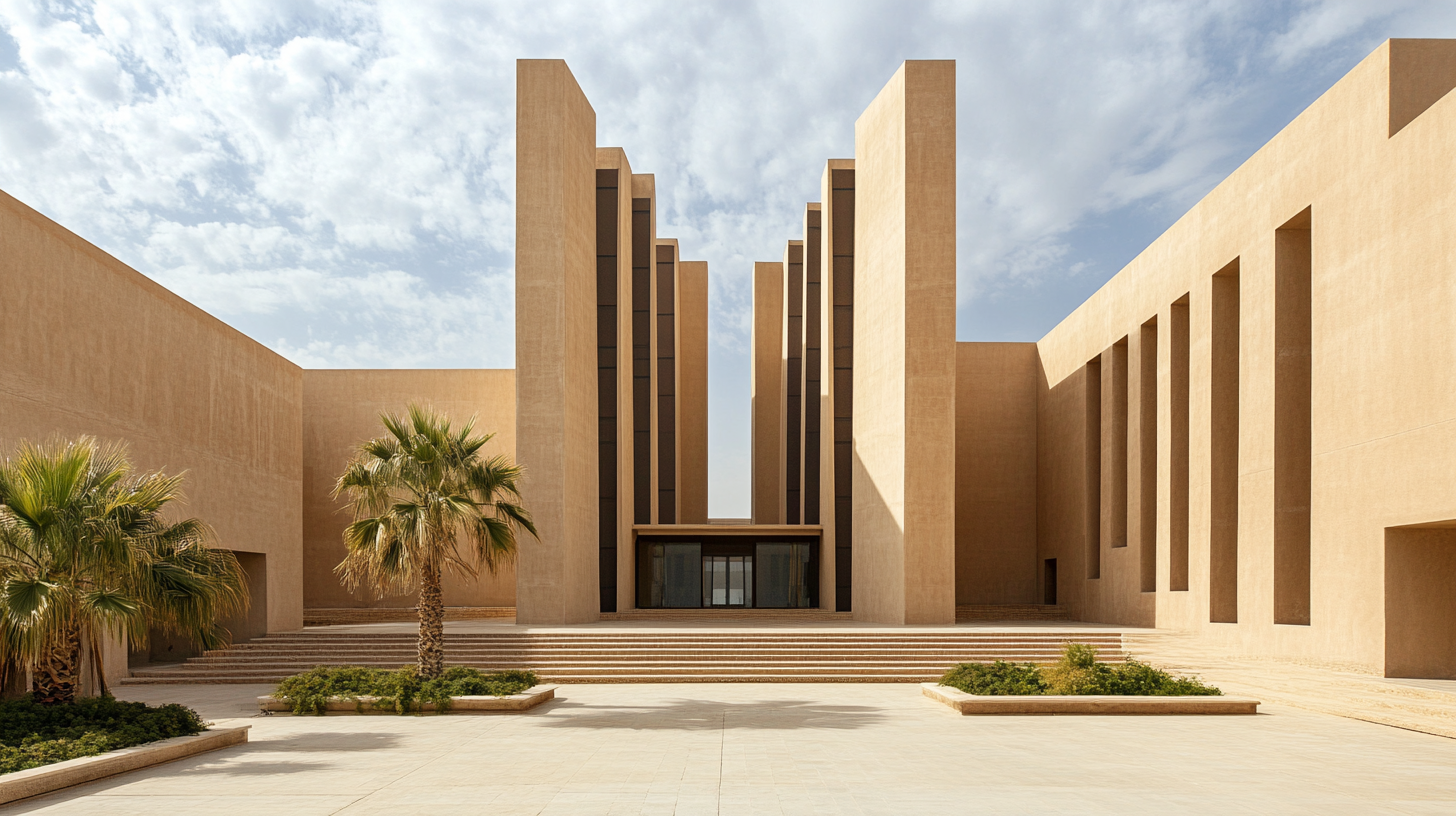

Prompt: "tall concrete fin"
[515,59,600,624]
[852,60,957,624]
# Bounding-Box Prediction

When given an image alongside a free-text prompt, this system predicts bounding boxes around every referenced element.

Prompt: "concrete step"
[122,628,1126,685]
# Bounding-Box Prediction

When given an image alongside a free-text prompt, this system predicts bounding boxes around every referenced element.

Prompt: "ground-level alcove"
[1385,523,1456,678]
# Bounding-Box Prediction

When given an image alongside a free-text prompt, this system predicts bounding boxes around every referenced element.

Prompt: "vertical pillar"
[679,260,710,524]
[852,60,957,624]
[752,261,784,524]
[515,59,599,624]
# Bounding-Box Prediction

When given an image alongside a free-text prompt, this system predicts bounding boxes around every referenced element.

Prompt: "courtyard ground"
[2,682,1453,814]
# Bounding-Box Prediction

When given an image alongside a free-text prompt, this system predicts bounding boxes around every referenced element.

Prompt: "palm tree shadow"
[538,697,884,731]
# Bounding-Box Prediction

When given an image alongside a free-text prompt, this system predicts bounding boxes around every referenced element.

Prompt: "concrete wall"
[513,59,599,624]
[752,261,784,524]
[300,370,517,609]
[1033,40,1456,673]
[679,260,709,524]
[0,189,304,648]
[955,343,1038,605]
[852,60,958,624]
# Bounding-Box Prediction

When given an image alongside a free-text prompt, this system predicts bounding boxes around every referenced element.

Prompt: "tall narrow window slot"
[1085,356,1102,579]
[656,244,677,523]
[784,242,803,524]
[1139,319,1158,592]
[1210,260,1240,623]
[803,209,823,525]
[631,198,652,525]
[831,168,855,610]
[596,169,619,612]
[1170,296,1190,591]
[1108,339,1129,549]
[1275,209,1312,625]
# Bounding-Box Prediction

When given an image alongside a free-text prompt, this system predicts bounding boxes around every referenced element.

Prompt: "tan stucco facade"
[751,261,784,525]
[678,260,710,524]
[0,190,304,639]
[850,60,958,624]
[9,43,1456,680]
[513,59,600,624]
[1025,39,1456,673]
[955,343,1038,605]
[300,370,518,610]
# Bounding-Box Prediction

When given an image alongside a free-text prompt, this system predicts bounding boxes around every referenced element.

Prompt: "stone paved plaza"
[3,683,1454,814]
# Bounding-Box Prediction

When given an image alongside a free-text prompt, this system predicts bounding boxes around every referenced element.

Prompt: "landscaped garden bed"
[0,696,208,775]
[925,644,1259,715]
[261,665,554,715]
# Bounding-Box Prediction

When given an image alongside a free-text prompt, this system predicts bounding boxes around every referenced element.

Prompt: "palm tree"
[0,437,248,704]
[333,404,537,679]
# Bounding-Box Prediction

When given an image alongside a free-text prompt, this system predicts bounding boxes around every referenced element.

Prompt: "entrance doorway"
[703,555,752,607]
[637,538,817,609]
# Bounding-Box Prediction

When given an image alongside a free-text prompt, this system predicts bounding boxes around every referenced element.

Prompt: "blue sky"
[2,1,1454,517]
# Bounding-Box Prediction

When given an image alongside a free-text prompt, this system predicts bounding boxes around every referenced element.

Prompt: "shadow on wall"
[1385,523,1456,679]
[851,443,900,624]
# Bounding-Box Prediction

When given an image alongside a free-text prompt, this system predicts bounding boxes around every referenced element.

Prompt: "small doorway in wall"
[128,551,268,670]
[1385,524,1456,678]
[1043,558,1058,605]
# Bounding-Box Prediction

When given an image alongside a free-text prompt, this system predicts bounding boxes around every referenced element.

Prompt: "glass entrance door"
[702,555,753,607]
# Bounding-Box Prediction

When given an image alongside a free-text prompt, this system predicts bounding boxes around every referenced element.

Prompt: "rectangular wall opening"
[596,169,619,613]
[831,168,855,611]
[1043,558,1058,605]
[631,198,652,525]
[1170,295,1191,591]
[1139,319,1158,592]
[804,210,823,525]
[1275,208,1312,625]
[656,244,677,523]
[1385,524,1456,679]
[1085,356,1102,579]
[785,243,803,524]
[1108,338,1129,549]
[1210,260,1240,623]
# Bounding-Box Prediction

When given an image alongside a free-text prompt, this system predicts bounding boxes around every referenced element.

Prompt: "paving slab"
[0,682,1451,814]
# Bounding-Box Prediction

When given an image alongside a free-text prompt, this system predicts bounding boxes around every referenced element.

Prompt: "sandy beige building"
[5,41,1456,680]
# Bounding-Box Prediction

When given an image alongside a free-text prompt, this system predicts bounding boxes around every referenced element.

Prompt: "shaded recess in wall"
[1210,259,1240,624]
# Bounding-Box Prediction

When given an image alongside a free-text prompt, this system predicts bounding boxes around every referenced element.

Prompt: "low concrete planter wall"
[0,725,250,806]
[258,684,557,714]
[922,683,1259,715]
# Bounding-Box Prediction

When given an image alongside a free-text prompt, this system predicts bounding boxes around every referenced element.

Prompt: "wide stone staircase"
[119,629,1125,685]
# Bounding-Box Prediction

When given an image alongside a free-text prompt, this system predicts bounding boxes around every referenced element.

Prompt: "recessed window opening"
[1275,208,1312,626]
[1210,260,1240,623]
[1139,318,1158,593]
[1170,295,1191,592]
[1109,338,1129,549]
[1085,356,1102,579]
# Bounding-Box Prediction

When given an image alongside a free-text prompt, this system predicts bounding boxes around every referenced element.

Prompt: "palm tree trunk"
[417,560,445,678]
[33,620,82,705]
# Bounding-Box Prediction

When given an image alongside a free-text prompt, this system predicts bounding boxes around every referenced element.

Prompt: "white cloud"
[3,0,1455,514]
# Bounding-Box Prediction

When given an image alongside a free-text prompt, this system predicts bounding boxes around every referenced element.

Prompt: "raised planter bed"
[922,683,1259,715]
[0,726,250,806]
[258,684,557,714]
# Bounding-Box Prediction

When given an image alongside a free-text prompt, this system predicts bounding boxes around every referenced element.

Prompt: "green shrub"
[273,666,539,715]
[0,696,205,775]
[939,643,1221,697]
[939,661,1047,695]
